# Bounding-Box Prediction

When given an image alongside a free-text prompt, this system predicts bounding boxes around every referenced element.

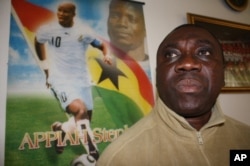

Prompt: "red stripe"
[109,42,155,106]
[12,0,55,32]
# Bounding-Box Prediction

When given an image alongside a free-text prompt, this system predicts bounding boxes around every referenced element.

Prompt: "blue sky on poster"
[8,0,111,94]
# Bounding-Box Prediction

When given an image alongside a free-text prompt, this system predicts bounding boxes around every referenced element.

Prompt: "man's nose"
[175,55,202,72]
[58,10,66,16]
[118,16,129,27]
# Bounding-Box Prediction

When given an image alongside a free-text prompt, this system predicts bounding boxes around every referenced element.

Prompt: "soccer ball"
[70,154,96,166]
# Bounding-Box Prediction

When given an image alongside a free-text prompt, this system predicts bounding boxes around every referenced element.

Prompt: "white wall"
[0,1,10,165]
[0,0,249,165]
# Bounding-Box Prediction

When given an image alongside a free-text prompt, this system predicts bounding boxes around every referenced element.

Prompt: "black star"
[95,58,126,89]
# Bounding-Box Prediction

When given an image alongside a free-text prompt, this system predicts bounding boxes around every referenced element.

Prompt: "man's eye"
[164,52,178,58]
[128,16,137,23]
[197,48,211,56]
[110,12,120,19]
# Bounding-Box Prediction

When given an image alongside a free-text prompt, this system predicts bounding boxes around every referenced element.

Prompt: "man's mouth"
[58,17,65,21]
[176,78,202,93]
[114,30,130,38]
[117,33,129,38]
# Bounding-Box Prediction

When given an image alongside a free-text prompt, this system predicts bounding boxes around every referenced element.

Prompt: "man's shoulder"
[224,116,250,138]
[37,21,59,33]
[74,19,92,30]
[109,112,156,146]
[225,116,250,129]
[73,19,96,37]
[97,112,157,165]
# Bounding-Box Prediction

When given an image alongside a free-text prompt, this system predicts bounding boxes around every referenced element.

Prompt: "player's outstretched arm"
[91,39,112,65]
[101,42,112,65]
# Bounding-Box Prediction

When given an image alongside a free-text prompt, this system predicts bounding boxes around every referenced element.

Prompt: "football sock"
[61,116,76,133]
[76,119,99,160]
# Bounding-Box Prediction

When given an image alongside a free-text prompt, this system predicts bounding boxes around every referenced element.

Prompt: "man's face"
[108,1,145,51]
[57,3,75,27]
[156,26,225,118]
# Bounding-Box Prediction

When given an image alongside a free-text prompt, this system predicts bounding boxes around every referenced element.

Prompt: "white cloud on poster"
[9,46,37,67]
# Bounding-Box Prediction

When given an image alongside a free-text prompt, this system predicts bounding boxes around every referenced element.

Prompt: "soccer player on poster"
[34,2,112,161]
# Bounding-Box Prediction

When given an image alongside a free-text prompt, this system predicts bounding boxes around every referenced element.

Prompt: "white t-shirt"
[36,19,96,86]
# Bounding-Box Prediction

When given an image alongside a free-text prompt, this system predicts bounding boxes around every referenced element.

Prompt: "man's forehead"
[58,3,75,10]
[166,39,214,47]
[172,27,211,37]
[164,27,217,44]
[110,1,142,12]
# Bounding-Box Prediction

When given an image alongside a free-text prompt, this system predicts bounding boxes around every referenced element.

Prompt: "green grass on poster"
[5,94,87,166]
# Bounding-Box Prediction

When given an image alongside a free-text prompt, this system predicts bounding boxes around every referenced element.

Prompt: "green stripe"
[92,86,143,129]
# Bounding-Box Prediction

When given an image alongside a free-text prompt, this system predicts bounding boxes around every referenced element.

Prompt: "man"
[96,24,250,165]
[34,2,111,160]
[108,0,148,62]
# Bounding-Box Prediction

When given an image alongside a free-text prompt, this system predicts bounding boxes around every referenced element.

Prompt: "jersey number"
[51,37,61,47]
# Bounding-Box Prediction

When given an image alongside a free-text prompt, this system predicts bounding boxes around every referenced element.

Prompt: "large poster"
[6,0,154,165]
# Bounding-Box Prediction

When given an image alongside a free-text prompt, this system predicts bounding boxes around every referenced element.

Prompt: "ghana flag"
[88,42,154,138]
[10,0,154,157]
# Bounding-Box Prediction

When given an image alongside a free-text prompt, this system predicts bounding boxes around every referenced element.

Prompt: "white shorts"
[50,82,93,111]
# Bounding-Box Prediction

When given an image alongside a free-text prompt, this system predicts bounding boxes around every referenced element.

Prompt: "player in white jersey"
[34,2,111,160]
